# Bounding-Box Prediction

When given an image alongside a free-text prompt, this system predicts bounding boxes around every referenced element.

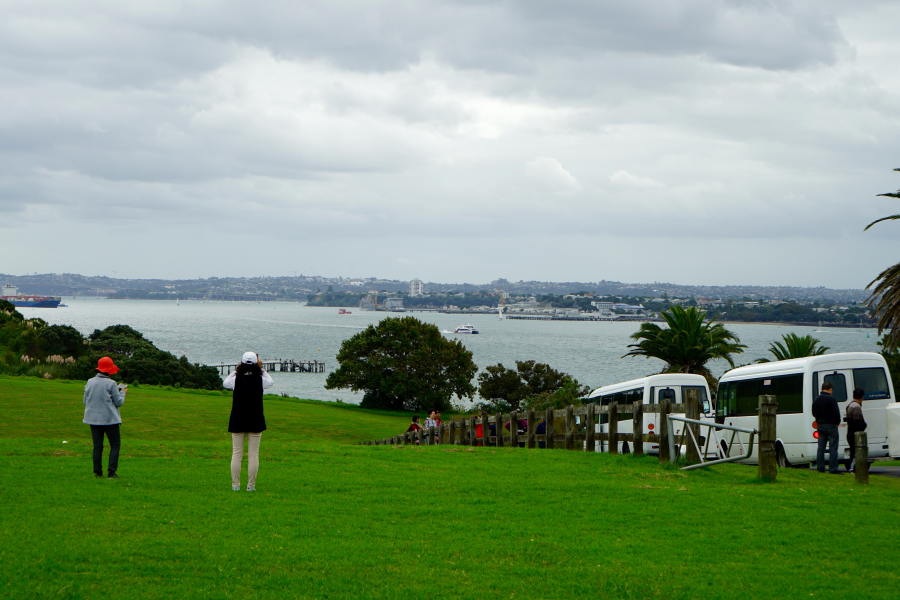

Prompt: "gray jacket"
[83,373,126,425]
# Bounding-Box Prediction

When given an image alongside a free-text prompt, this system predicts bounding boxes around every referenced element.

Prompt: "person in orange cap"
[82,356,127,478]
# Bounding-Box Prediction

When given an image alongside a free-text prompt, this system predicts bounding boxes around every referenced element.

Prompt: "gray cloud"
[1,1,899,287]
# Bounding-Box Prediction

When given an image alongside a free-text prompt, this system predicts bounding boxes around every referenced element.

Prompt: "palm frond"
[864,213,900,231]
[866,261,900,350]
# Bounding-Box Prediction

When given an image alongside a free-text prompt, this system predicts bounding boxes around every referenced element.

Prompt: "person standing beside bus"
[846,388,867,472]
[812,382,842,474]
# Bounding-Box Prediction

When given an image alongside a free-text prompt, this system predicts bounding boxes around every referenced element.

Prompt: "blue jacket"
[83,373,126,425]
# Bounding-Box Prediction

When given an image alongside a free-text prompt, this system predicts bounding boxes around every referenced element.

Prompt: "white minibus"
[716,352,894,468]
[588,374,713,455]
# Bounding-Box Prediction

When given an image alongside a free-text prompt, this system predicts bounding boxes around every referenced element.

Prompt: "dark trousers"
[90,424,121,474]
[816,423,839,473]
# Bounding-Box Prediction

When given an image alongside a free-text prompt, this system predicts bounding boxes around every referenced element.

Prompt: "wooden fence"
[357,398,703,465]
[358,393,873,485]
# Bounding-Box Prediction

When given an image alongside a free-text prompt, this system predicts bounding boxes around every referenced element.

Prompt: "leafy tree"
[757,333,829,363]
[623,305,746,379]
[325,316,477,411]
[477,360,590,411]
[521,377,591,411]
[39,325,87,358]
[866,168,900,349]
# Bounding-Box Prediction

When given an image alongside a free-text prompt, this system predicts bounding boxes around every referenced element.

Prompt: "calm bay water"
[22,299,883,404]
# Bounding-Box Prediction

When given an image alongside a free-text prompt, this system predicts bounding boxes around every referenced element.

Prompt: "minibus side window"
[658,388,676,403]
[648,387,655,404]
[812,372,818,401]
[823,373,848,403]
[683,386,710,413]
[853,368,891,400]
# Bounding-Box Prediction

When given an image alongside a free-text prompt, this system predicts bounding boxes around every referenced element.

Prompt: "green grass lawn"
[2,375,900,599]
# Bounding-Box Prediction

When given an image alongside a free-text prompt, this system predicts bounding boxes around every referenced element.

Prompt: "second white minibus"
[716,352,894,468]
[588,374,713,455]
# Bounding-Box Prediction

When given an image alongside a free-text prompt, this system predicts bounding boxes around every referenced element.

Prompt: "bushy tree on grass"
[325,316,477,412]
[476,360,590,411]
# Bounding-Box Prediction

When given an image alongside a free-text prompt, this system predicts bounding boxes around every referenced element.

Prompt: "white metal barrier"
[667,416,758,471]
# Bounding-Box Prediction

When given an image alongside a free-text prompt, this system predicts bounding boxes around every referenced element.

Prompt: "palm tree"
[866,168,900,349]
[623,305,746,376]
[757,333,829,363]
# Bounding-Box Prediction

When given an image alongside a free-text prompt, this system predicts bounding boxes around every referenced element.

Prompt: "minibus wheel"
[776,444,789,468]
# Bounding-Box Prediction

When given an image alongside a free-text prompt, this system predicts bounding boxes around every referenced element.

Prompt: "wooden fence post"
[449,420,457,445]
[585,403,596,453]
[632,401,643,457]
[427,427,434,446]
[758,395,777,480]
[608,401,619,455]
[527,409,535,449]
[510,410,519,447]
[658,401,670,464]
[564,405,574,450]
[685,388,700,464]
[545,408,555,449]
[383,438,388,445]
[855,431,869,485]
[418,426,425,446]
[495,413,504,448]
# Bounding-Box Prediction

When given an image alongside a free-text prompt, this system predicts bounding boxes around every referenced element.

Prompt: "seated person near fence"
[485,412,497,447]
[406,415,423,444]
[536,418,547,449]
[504,418,528,434]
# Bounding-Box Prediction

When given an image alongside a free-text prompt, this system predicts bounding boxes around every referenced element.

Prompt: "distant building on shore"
[409,278,424,297]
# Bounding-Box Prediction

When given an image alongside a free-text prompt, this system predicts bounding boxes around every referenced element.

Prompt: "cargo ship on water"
[1,284,62,308]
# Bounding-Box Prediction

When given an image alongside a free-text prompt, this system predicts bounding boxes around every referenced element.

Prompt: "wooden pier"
[212,359,325,375]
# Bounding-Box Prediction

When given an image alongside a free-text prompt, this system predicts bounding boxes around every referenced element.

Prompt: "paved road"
[799,465,900,478]
[869,466,900,478]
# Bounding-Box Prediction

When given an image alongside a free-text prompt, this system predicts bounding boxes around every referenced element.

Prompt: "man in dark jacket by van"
[812,382,842,474]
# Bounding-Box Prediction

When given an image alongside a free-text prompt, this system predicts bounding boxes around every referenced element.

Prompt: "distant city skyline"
[2,2,898,288]
[0,271,871,303]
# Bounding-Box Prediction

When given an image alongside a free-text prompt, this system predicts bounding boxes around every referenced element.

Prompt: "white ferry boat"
[454,324,479,334]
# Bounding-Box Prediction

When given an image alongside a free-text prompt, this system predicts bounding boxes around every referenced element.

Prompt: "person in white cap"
[223,352,274,491]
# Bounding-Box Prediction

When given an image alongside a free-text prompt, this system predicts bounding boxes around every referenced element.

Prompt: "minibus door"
[817,370,852,443]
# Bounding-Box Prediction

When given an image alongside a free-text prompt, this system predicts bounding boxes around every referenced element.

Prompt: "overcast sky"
[2,1,898,288]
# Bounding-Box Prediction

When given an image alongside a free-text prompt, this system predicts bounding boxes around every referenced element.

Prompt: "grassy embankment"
[2,375,900,599]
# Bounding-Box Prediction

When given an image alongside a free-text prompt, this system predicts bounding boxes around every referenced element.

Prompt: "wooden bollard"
[855,431,869,485]
[545,407,555,449]
[685,388,700,464]
[659,401,670,464]
[633,401,644,457]
[585,403,596,452]
[608,401,618,455]
[495,412,504,448]
[564,405,574,450]
[510,410,519,447]
[758,395,777,480]
[383,438,387,445]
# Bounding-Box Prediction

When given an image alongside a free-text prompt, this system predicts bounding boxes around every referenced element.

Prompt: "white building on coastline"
[409,278,424,297]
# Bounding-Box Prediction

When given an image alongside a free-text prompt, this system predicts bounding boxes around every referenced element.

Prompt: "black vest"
[228,373,267,433]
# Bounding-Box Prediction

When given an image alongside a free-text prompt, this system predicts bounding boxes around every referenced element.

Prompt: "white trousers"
[231,432,262,489]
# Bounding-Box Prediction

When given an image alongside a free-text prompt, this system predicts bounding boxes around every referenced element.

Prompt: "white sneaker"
[232,485,240,491]
[247,486,255,492]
